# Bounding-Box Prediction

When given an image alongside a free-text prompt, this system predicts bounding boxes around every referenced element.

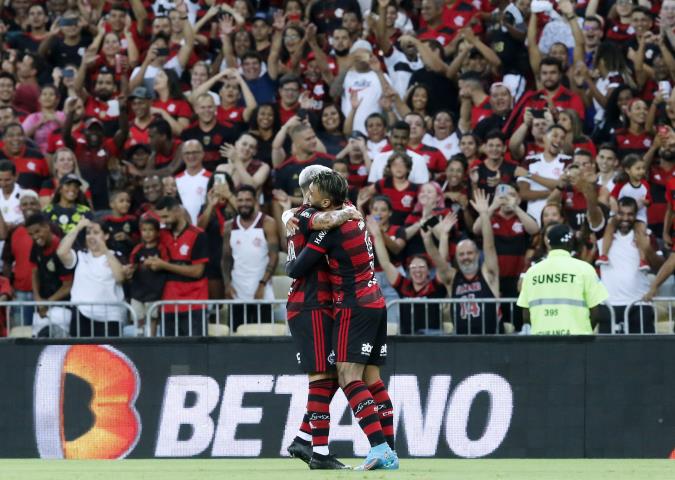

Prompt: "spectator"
[43,174,93,236]
[469,130,527,197]
[56,218,127,337]
[26,213,72,337]
[101,191,138,260]
[175,139,210,225]
[368,121,430,184]
[518,124,573,226]
[21,84,64,155]
[1,190,41,327]
[405,112,447,181]
[363,151,418,226]
[473,183,539,328]
[219,132,271,197]
[0,123,49,192]
[38,147,90,208]
[0,160,26,229]
[598,197,663,333]
[426,110,461,161]
[129,217,168,336]
[403,181,450,263]
[151,195,209,336]
[432,190,503,334]
[222,185,279,330]
[316,103,347,155]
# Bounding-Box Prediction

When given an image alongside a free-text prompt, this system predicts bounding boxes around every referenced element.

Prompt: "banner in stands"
[1,337,674,458]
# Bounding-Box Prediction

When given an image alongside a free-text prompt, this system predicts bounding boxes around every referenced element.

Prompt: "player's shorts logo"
[34,345,141,459]
[361,343,373,355]
[327,350,336,365]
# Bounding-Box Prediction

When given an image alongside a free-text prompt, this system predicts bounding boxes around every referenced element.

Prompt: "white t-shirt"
[518,153,571,225]
[0,184,24,226]
[341,70,388,133]
[368,148,430,184]
[367,138,388,159]
[175,168,210,225]
[423,132,460,160]
[598,230,652,306]
[383,48,424,99]
[64,250,125,322]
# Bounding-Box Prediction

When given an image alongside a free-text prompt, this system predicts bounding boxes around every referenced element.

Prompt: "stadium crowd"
[0,0,674,337]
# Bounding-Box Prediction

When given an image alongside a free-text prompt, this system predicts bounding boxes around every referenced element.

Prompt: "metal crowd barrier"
[623,298,675,335]
[145,300,289,337]
[1,301,138,338]
[386,298,618,335]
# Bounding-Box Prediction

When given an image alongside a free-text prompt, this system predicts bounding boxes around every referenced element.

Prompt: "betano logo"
[34,345,141,459]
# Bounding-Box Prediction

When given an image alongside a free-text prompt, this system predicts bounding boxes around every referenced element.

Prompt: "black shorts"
[288,308,335,373]
[333,306,387,366]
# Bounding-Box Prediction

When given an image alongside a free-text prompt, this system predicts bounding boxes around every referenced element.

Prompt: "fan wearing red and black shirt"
[417,0,458,48]
[469,130,527,198]
[472,184,538,329]
[405,112,447,181]
[504,57,585,135]
[146,196,209,337]
[0,123,49,192]
[285,171,397,466]
[372,152,420,226]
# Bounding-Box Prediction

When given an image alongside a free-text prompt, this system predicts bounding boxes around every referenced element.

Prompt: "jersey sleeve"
[285,230,331,278]
[296,207,319,235]
[584,266,609,309]
[610,181,623,199]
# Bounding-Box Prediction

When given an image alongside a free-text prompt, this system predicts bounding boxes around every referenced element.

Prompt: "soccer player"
[286,171,399,471]
[284,164,356,470]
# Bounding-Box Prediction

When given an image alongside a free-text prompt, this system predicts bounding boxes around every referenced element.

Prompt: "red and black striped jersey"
[286,205,333,319]
[490,212,530,278]
[286,216,385,309]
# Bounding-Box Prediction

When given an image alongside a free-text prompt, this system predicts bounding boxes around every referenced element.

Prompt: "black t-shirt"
[101,214,139,259]
[273,153,334,197]
[309,0,362,35]
[181,121,240,171]
[46,35,92,69]
[30,236,72,299]
[129,244,168,302]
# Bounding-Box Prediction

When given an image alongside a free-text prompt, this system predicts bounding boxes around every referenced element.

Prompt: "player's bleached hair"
[298,165,332,193]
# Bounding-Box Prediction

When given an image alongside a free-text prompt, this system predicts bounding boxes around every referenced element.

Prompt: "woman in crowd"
[39,147,90,208]
[56,218,127,337]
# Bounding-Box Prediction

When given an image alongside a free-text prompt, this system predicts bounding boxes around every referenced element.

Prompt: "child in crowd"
[596,154,651,269]
[129,217,167,336]
[101,190,138,259]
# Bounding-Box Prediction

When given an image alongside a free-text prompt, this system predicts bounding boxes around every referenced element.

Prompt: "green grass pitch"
[0,459,673,480]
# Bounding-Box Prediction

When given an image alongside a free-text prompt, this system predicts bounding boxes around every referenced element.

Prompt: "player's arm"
[305,205,360,231]
[285,231,328,278]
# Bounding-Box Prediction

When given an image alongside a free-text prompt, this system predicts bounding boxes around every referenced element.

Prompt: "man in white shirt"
[517,124,572,225]
[175,140,210,224]
[0,160,24,228]
[367,121,430,184]
[334,40,390,133]
[598,197,663,333]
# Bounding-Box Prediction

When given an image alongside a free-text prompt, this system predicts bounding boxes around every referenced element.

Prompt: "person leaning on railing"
[56,217,126,338]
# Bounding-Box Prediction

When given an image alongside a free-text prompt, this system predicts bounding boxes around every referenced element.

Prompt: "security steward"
[517,224,608,335]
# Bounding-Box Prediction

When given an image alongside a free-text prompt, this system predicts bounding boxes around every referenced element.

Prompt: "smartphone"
[495,184,509,197]
[297,108,308,120]
[659,80,672,100]
[288,13,301,22]
[59,17,78,27]
[531,108,545,119]
[214,173,227,185]
[156,47,170,57]
[422,216,440,230]
[63,68,75,78]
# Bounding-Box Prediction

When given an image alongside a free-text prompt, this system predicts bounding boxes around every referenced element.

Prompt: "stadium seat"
[208,323,231,336]
[235,323,287,336]
[272,276,293,300]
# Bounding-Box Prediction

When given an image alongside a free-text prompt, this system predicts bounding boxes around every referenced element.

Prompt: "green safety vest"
[517,249,609,335]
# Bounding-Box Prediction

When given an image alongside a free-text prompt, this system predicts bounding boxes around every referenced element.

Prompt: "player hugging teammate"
[284,167,398,471]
